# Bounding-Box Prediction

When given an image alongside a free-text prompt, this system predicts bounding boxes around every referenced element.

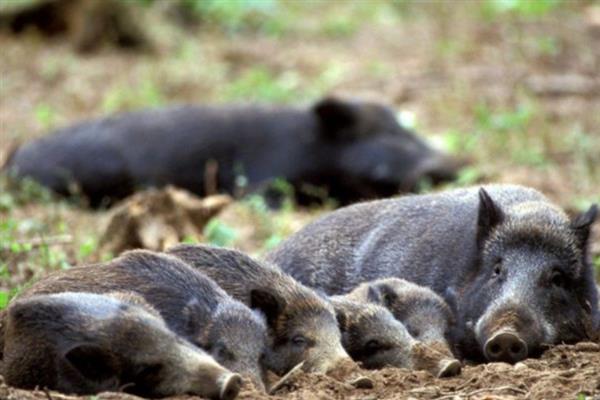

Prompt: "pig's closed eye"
[550,270,567,288]
[291,334,308,347]
[365,339,382,352]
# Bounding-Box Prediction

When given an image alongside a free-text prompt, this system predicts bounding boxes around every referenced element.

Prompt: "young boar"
[330,296,461,377]
[4,97,460,207]
[166,244,351,376]
[346,278,456,356]
[266,184,599,363]
[14,250,268,390]
[2,292,242,399]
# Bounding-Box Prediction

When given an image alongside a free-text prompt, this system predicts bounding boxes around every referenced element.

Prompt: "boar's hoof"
[484,331,528,363]
[437,358,462,378]
[219,373,243,400]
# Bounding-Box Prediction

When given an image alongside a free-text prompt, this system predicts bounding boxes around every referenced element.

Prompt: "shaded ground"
[2,343,599,399]
[1,1,599,399]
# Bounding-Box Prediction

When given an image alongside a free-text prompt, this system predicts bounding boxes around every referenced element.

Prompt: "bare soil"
[2,342,599,400]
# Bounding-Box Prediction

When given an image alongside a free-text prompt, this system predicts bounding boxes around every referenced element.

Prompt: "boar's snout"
[218,373,243,400]
[410,342,462,378]
[437,358,462,378]
[484,330,528,364]
[307,344,353,374]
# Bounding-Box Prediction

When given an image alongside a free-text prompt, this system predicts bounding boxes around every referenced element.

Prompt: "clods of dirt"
[4,342,598,400]
[99,186,231,255]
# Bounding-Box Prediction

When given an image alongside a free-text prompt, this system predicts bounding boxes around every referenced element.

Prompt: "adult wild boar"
[2,292,242,399]
[9,250,268,390]
[4,97,460,207]
[267,185,599,363]
[167,244,351,376]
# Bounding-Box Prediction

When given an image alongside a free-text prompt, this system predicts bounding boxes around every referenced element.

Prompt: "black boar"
[4,97,460,207]
[346,278,456,356]
[330,296,461,377]
[2,291,242,399]
[266,184,599,363]
[12,250,268,390]
[166,244,351,376]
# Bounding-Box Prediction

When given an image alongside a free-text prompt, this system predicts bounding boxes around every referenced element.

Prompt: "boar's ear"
[367,283,398,309]
[65,344,121,385]
[570,204,598,251]
[313,97,360,141]
[477,188,504,249]
[335,308,348,332]
[182,298,210,343]
[250,289,286,327]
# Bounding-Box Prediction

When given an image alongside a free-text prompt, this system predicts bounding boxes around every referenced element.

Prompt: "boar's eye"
[291,334,308,347]
[551,270,567,288]
[365,339,382,352]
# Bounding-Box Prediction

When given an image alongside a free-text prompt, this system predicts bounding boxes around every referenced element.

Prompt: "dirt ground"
[2,342,599,400]
[1,1,600,399]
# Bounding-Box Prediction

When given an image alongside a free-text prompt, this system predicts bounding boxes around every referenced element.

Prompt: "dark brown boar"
[2,291,241,399]
[166,244,351,376]
[10,250,267,390]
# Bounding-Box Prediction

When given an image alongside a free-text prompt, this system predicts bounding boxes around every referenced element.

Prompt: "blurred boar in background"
[2,291,242,399]
[4,97,461,207]
[7,250,268,391]
[267,185,599,363]
[0,0,150,53]
[167,244,352,376]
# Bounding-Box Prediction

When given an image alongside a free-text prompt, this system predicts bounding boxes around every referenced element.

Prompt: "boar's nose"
[218,373,243,400]
[484,331,528,363]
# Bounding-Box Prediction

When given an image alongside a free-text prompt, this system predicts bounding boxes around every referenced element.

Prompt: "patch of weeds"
[0,174,54,208]
[455,166,483,186]
[472,101,550,167]
[78,236,98,259]
[34,103,57,130]
[204,219,238,247]
[182,0,282,34]
[0,290,9,309]
[221,67,301,103]
[102,79,165,113]
[594,255,600,282]
[481,0,563,20]
[320,14,359,38]
[442,129,480,154]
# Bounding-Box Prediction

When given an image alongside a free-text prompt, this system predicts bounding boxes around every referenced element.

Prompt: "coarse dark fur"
[329,295,460,377]
[6,250,267,390]
[266,184,599,362]
[3,97,460,207]
[2,291,242,399]
[346,278,456,355]
[166,244,350,376]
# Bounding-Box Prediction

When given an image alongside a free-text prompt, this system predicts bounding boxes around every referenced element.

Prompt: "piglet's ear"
[182,298,210,343]
[65,344,121,386]
[313,97,359,141]
[367,283,397,310]
[477,188,504,249]
[570,204,598,252]
[250,289,285,328]
[335,308,348,332]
